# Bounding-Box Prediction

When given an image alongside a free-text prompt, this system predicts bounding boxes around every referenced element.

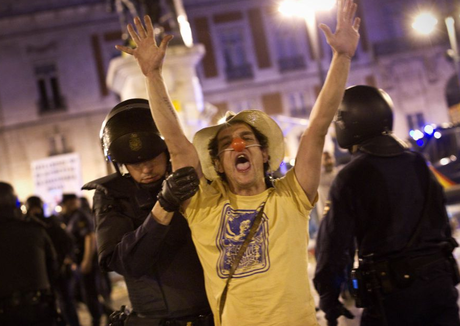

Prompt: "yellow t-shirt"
[184,169,318,326]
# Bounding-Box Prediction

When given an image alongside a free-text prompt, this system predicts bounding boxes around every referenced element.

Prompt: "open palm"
[320,0,361,59]
[115,16,173,77]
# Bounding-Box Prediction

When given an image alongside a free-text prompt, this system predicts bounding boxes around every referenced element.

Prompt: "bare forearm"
[145,72,200,172]
[295,54,352,199]
[307,0,359,135]
[150,201,173,225]
[307,53,352,137]
[117,17,201,173]
[145,72,201,170]
[294,0,359,197]
[82,233,96,265]
[146,72,188,151]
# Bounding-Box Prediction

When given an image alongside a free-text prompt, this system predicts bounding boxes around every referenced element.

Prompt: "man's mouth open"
[235,154,251,172]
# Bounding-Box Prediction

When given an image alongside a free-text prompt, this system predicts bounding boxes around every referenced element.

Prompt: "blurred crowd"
[0,184,113,326]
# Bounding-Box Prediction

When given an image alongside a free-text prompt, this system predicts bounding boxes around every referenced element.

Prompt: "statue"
[107,0,192,46]
[106,0,140,44]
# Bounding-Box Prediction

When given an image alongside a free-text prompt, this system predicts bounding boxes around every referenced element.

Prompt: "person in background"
[26,195,79,326]
[0,182,59,326]
[309,151,338,239]
[314,85,460,326]
[60,194,103,326]
[79,196,114,318]
[317,151,338,219]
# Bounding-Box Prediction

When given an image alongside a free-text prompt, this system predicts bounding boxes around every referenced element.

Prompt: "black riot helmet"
[335,85,394,149]
[100,98,167,169]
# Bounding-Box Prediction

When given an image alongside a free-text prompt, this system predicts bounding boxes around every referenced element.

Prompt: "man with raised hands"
[115,1,360,324]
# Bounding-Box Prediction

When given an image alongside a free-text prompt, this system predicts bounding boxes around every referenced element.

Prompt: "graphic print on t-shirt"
[216,203,270,278]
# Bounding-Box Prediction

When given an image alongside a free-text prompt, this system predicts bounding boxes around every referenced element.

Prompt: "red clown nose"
[231,138,246,152]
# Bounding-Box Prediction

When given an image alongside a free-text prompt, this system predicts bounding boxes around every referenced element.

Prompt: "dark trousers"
[361,259,460,326]
[75,267,103,326]
[0,301,58,326]
[55,270,81,326]
[125,312,214,326]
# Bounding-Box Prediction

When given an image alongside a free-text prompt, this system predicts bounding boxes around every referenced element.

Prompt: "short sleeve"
[274,168,318,216]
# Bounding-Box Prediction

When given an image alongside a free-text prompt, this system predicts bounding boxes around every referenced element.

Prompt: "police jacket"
[28,214,75,276]
[82,173,211,318]
[0,213,57,298]
[313,149,454,310]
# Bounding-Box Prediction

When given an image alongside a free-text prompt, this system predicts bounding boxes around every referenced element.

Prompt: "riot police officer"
[0,182,60,326]
[314,85,460,326]
[82,98,212,326]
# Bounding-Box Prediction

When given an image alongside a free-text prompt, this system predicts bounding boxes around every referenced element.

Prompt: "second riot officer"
[314,85,460,326]
[82,98,212,326]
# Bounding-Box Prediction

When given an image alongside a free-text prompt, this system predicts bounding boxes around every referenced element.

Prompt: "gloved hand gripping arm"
[157,166,200,212]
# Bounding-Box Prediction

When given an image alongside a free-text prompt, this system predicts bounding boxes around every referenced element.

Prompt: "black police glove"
[157,166,199,212]
[109,305,130,326]
[324,304,354,326]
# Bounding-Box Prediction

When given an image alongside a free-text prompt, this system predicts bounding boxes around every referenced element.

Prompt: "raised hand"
[319,0,361,59]
[115,15,174,77]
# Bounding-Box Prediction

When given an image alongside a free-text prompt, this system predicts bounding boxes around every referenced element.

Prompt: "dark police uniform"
[35,215,75,271]
[83,173,212,326]
[0,212,59,326]
[314,149,460,326]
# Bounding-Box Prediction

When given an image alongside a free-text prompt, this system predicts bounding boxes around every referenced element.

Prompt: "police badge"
[129,133,142,152]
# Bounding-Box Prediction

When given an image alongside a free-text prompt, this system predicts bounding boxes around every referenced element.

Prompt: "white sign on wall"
[31,152,82,216]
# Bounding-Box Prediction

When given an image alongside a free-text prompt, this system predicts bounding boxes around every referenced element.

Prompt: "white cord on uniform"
[217,144,261,156]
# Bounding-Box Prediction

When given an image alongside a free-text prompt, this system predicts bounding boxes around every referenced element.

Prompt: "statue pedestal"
[106,44,206,140]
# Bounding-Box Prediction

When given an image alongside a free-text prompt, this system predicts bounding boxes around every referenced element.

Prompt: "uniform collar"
[358,134,407,157]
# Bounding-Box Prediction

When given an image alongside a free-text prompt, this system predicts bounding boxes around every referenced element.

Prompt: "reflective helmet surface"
[100,99,167,164]
[335,85,394,149]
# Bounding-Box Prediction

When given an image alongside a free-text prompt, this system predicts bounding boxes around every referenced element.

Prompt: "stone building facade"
[0,0,456,204]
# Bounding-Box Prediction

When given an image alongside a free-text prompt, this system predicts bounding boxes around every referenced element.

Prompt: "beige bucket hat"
[193,110,285,181]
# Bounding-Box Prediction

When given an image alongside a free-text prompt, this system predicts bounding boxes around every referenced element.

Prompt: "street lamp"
[278,0,336,84]
[412,11,460,89]
[411,12,438,35]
